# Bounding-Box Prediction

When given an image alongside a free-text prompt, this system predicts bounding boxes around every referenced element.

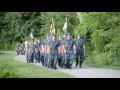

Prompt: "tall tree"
[11,12,41,42]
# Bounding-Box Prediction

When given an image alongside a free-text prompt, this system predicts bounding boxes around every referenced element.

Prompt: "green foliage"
[11,12,41,41]
[0,63,18,78]
[56,29,63,38]
[0,12,42,50]
[0,43,10,50]
[0,54,19,78]
[0,12,79,45]
[75,12,120,67]
[0,43,16,50]
[9,43,16,50]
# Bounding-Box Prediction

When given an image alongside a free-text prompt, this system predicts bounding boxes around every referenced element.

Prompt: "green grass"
[0,53,74,78]
[73,58,120,70]
[84,63,120,70]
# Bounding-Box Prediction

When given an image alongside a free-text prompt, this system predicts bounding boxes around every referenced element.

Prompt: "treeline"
[75,12,120,67]
[0,12,79,50]
[0,12,120,67]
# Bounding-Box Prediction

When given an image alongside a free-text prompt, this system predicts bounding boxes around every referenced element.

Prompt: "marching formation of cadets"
[16,33,84,70]
[16,43,26,55]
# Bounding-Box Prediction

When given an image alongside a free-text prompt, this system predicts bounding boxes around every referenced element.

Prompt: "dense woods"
[0,12,120,67]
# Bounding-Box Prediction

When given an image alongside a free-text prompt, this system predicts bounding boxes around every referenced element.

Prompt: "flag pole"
[66,17,67,25]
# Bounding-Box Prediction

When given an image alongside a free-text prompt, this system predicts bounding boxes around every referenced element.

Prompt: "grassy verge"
[84,63,120,70]
[73,59,120,70]
[0,53,74,78]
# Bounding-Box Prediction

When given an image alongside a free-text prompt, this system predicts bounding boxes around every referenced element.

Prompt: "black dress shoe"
[50,66,53,69]
[61,64,63,68]
[69,64,72,69]
[46,65,49,68]
[79,65,82,68]
[76,64,78,67]
[45,64,47,67]
[65,64,69,69]
[53,67,57,70]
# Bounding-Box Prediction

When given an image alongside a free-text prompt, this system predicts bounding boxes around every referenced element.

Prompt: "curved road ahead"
[1,51,120,78]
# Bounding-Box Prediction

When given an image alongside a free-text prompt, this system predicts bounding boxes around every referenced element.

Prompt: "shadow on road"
[69,65,93,70]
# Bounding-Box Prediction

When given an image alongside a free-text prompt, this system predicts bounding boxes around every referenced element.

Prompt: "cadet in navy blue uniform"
[37,40,41,63]
[16,43,20,55]
[61,34,66,68]
[58,35,62,67]
[43,37,47,67]
[64,33,76,69]
[26,41,30,62]
[29,41,35,63]
[41,39,46,66]
[75,34,84,68]
[34,39,41,63]
[34,39,38,63]
[49,34,59,70]
[44,34,50,67]
[40,40,45,66]
[21,43,25,55]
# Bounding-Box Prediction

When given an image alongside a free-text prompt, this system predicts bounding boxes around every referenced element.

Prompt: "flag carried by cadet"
[62,17,68,33]
[50,24,52,33]
[30,29,34,39]
[50,18,56,34]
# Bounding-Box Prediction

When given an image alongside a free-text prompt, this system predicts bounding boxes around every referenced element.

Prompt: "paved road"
[1,51,120,78]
